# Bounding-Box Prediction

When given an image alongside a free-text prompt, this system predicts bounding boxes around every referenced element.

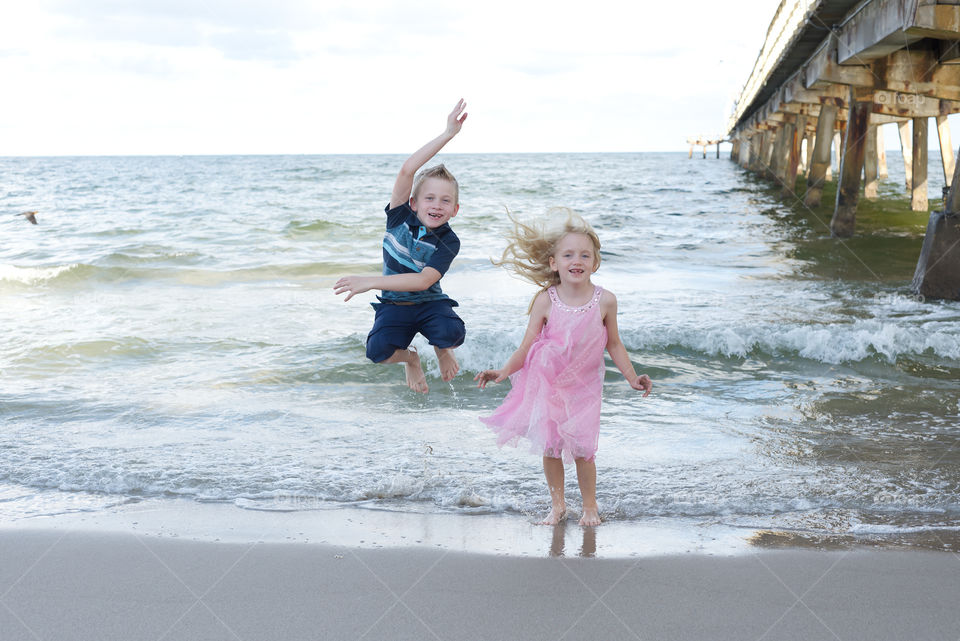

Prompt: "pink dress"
[481,285,607,463]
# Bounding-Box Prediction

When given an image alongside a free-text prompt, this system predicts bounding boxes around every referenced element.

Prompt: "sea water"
[2,152,958,550]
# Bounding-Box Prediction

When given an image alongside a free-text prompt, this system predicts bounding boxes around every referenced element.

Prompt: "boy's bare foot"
[538,505,567,525]
[403,349,429,394]
[434,347,459,382]
[579,506,601,527]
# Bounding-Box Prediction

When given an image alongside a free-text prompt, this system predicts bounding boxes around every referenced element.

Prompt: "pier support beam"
[780,121,799,198]
[878,125,888,179]
[756,131,771,174]
[749,135,762,172]
[829,131,841,181]
[936,115,956,191]
[898,121,913,191]
[912,208,960,299]
[762,131,776,178]
[912,117,928,212]
[767,130,780,179]
[912,109,960,300]
[769,129,786,182]
[792,115,807,189]
[864,125,879,200]
[805,103,837,207]
[831,91,871,237]
[913,149,960,300]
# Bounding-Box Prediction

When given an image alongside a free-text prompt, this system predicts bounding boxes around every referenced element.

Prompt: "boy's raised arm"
[389,99,468,209]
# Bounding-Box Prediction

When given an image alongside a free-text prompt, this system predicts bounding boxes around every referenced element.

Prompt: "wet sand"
[2,526,959,641]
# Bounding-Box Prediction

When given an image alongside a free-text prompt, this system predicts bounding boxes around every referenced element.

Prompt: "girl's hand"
[474,369,506,389]
[446,99,468,137]
[631,374,652,397]
[333,276,372,302]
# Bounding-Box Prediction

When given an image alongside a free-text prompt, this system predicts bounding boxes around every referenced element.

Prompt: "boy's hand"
[333,276,373,302]
[630,374,652,397]
[445,99,468,138]
[390,99,468,209]
[474,369,506,389]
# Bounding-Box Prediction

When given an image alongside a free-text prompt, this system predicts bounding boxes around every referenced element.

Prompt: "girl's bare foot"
[579,506,601,526]
[434,347,460,382]
[538,505,567,525]
[403,350,429,393]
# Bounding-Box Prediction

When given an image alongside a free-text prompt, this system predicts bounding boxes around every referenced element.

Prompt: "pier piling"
[877,125,888,178]
[936,115,956,189]
[912,205,960,299]
[864,124,878,200]
[898,121,913,192]
[780,121,800,198]
[805,102,837,207]
[911,117,929,212]
[831,91,870,238]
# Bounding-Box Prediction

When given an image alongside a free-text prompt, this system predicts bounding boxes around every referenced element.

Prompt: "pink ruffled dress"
[481,285,607,462]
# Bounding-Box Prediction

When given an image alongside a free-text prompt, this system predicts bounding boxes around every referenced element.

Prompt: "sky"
[0,0,776,155]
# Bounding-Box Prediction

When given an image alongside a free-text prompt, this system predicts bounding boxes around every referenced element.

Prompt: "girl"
[474,209,652,526]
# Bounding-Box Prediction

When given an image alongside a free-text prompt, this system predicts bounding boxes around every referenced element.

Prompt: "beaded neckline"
[548,285,602,312]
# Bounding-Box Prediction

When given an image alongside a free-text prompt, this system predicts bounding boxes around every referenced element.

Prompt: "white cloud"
[0,0,780,154]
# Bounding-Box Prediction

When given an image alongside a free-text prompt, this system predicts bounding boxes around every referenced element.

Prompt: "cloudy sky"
[1,1,774,155]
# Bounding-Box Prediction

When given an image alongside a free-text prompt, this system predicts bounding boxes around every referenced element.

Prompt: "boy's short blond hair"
[411,164,459,204]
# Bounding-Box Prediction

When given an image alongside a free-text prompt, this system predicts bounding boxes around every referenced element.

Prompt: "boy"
[334,100,468,394]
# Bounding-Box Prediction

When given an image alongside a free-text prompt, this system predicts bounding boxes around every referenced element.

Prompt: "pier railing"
[731,0,820,131]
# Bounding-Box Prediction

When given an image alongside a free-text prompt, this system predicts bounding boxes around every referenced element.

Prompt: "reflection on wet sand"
[548,520,598,558]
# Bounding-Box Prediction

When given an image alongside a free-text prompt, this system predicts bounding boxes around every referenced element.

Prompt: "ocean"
[2,152,959,551]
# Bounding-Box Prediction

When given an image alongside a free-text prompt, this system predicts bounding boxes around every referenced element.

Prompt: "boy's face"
[410,177,459,229]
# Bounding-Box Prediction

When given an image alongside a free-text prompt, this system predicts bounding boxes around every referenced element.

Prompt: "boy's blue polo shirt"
[376,202,460,307]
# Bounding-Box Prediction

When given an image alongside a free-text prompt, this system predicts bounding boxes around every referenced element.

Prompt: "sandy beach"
[2,518,959,641]
[4,151,960,640]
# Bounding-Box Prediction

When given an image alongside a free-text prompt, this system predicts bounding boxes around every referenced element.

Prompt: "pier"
[727,0,960,299]
[687,136,723,158]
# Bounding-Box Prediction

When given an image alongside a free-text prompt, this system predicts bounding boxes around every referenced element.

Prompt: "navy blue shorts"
[366,300,466,363]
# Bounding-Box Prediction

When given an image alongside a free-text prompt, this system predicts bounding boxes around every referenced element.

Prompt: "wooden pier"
[727,0,960,299]
[687,136,724,158]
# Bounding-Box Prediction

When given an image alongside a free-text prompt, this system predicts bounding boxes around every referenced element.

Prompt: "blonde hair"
[493,208,601,311]
[412,164,459,204]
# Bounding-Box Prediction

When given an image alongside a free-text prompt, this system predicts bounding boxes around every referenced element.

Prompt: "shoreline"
[2,527,958,641]
[2,497,959,558]
[1,497,752,558]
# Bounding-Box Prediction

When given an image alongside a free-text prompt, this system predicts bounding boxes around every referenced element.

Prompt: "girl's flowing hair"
[493,207,601,312]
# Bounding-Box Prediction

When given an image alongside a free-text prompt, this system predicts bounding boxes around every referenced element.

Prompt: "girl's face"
[549,233,598,285]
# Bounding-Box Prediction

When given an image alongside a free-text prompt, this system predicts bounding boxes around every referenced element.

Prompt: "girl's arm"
[602,291,652,396]
[474,291,550,388]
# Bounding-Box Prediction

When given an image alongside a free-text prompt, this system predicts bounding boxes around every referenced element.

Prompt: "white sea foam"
[0,263,78,284]
[621,319,960,364]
